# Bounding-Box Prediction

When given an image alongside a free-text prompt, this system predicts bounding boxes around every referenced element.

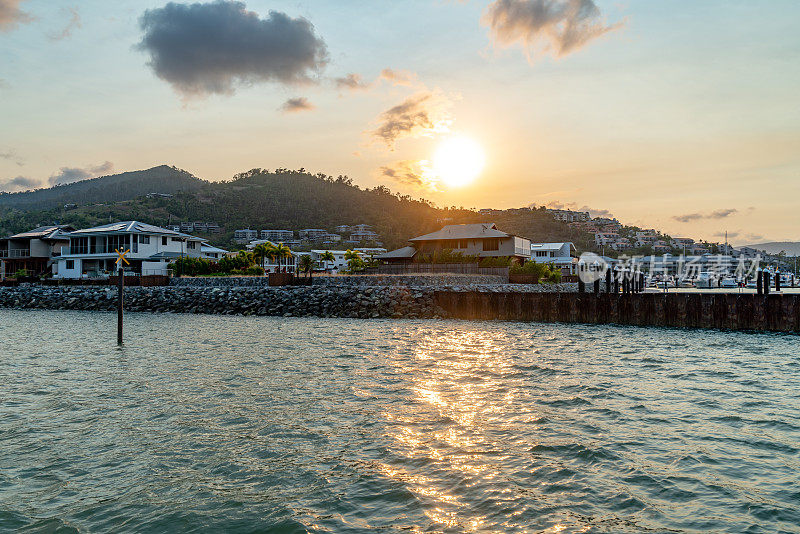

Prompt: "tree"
[274,243,292,272]
[320,250,335,272]
[298,254,316,279]
[344,249,365,273]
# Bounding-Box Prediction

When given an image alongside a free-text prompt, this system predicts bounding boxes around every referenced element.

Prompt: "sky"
[1,0,799,245]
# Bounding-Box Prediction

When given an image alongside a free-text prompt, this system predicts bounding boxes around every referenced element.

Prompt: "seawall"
[1,286,797,333]
[434,292,800,333]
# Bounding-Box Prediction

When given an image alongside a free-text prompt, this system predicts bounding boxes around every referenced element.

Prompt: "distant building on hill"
[261,229,294,242]
[234,229,258,244]
[547,209,590,222]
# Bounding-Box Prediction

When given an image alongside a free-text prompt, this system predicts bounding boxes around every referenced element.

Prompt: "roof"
[377,246,417,259]
[530,242,576,252]
[8,225,75,240]
[201,244,228,254]
[70,221,202,240]
[148,251,193,259]
[409,223,510,242]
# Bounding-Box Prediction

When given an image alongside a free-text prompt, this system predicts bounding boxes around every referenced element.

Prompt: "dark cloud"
[48,161,114,186]
[0,0,32,31]
[49,7,81,41]
[0,175,40,192]
[372,91,453,148]
[334,73,369,91]
[280,96,314,113]
[378,160,436,190]
[673,208,738,223]
[379,68,417,87]
[483,0,623,59]
[137,1,328,97]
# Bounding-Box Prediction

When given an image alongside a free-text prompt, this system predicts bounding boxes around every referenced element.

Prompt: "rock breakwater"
[0,285,445,319]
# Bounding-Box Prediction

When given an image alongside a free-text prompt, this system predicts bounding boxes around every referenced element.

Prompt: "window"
[71,237,88,254]
[66,260,74,269]
[141,235,150,244]
[162,236,168,246]
[536,251,548,257]
[482,239,499,251]
[187,241,196,250]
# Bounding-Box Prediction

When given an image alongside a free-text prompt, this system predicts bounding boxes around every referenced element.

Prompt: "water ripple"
[0,310,798,533]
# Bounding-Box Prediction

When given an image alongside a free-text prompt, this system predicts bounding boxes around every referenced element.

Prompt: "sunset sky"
[1,0,798,244]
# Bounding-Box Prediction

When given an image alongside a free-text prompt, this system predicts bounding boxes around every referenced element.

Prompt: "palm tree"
[320,250,335,273]
[275,243,292,273]
[298,255,315,279]
[344,249,364,273]
[252,243,270,270]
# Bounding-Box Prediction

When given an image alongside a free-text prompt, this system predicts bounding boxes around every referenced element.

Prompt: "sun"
[432,136,485,187]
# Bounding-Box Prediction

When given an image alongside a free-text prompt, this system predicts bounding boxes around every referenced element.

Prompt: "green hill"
[0,165,205,210]
[0,166,593,251]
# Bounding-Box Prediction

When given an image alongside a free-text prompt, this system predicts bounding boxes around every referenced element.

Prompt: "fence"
[368,263,509,279]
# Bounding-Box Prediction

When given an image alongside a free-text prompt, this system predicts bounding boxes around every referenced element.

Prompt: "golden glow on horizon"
[432,136,485,188]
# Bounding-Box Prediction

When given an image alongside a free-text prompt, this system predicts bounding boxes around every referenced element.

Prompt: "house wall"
[415,237,529,259]
[29,239,51,257]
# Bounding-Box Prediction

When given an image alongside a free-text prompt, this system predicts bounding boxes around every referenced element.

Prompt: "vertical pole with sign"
[115,248,129,345]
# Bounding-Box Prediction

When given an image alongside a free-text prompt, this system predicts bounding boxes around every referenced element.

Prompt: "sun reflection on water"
[379,328,527,531]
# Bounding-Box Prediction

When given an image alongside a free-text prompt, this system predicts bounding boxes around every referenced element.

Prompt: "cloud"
[378,160,438,190]
[483,0,624,59]
[334,73,370,91]
[49,7,81,41]
[48,161,114,186]
[279,96,314,113]
[713,231,740,239]
[137,1,328,97]
[0,175,40,192]
[379,68,418,87]
[372,90,454,148]
[673,208,738,223]
[0,0,32,32]
[0,148,23,166]
[580,206,613,218]
[709,208,738,219]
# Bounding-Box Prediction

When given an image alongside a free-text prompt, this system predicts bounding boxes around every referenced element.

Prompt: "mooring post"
[594,278,600,295]
[764,271,770,295]
[756,270,762,295]
[605,267,612,293]
[776,273,781,292]
[117,266,124,345]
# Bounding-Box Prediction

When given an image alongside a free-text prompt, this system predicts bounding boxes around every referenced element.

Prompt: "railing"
[0,249,31,258]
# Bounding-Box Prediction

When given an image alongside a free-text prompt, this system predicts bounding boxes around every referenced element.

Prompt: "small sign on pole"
[115,248,129,345]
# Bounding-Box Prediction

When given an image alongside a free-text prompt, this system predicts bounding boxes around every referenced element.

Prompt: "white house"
[245,239,297,273]
[54,221,205,279]
[530,242,578,274]
[307,249,367,273]
[201,243,228,261]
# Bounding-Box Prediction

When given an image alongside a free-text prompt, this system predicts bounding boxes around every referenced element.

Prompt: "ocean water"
[0,310,798,533]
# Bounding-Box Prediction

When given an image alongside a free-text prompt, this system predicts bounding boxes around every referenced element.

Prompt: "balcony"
[0,249,31,258]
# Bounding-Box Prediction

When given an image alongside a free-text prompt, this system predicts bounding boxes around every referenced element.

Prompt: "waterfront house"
[380,223,531,263]
[201,243,228,261]
[308,249,363,273]
[245,239,297,273]
[54,221,204,279]
[530,242,578,274]
[0,225,74,278]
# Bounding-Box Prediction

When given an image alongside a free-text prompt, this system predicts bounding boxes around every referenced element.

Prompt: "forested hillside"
[0,167,593,251]
[0,165,205,210]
